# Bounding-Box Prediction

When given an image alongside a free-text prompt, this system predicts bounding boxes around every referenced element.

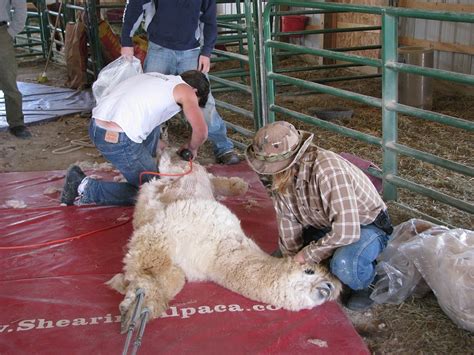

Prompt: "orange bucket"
[281,15,309,37]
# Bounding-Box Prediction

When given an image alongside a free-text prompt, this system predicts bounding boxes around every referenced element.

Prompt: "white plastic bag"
[371,218,474,332]
[371,219,440,304]
[92,56,143,103]
[401,227,474,332]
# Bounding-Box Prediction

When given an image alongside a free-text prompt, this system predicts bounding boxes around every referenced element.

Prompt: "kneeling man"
[61,70,209,206]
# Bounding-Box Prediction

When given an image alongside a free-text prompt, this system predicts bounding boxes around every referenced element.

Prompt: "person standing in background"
[0,0,31,138]
[120,0,240,165]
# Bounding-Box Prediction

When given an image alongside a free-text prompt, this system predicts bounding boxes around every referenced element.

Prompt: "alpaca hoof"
[120,313,130,334]
[120,304,134,334]
[119,288,145,334]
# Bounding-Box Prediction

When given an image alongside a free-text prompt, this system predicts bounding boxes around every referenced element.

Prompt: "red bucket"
[106,9,124,22]
[281,15,309,38]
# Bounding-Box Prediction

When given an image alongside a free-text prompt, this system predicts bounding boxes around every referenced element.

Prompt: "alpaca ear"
[210,175,249,197]
[106,273,129,294]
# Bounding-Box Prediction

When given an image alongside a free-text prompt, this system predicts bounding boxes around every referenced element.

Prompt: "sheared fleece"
[121,0,217,57]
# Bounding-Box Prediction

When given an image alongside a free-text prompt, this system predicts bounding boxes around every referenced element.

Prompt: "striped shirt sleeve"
[274,194,304,256]
[303,164,361,263]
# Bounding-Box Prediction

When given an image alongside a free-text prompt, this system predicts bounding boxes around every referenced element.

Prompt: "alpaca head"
[281,261,341,310]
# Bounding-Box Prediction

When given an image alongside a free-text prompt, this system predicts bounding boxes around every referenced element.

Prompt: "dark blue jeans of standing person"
[303,222,390,291]
[79,119,160,206]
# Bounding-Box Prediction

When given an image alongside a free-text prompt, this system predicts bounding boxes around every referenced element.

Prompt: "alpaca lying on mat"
[107,153,341,330]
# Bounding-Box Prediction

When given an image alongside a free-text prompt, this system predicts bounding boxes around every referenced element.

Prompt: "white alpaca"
[108,153,341,329]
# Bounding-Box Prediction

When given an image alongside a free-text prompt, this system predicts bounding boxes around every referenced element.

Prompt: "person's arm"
[173,84,208,158]
[8,0,27,38]
[198,0,217,73]
[274,194,304,256]
[300,169,361,264]
[120,0,150,56]
[197,53,211,73]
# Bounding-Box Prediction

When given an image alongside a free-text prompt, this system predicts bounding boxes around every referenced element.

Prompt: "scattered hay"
[4,200,27,208]
[368,295,474,354]
[307,338,328,348]
[242,198,261,212]
[43,186,62,195]
[75,161,115,172]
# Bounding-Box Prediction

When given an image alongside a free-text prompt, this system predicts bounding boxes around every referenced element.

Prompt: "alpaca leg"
[106,273,129,294]
[119,264,186,333]
[117,224,171,324]
[115,224,186,331]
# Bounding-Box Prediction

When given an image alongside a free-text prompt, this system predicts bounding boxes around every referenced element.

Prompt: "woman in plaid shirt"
[245,121,393,311]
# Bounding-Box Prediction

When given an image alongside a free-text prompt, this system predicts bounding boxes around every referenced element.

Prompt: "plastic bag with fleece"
[92,56,143,103]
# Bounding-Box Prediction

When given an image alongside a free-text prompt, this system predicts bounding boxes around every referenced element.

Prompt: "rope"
[52,136,94,155]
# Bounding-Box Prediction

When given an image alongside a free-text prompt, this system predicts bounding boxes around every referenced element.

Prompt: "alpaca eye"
[304,268,315,275]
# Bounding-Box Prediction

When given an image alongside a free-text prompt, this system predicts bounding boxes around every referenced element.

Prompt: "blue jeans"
[144,41,234,157]
[80,119,161,205]
[303,224,390,290]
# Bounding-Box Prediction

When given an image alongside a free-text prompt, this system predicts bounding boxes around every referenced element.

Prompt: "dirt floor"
[1,57,473,354]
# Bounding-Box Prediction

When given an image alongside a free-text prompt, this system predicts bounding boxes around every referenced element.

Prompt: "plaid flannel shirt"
[273,146,386,263]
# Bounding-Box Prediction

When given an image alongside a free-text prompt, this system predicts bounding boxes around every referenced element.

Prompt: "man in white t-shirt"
[60,70,209,206]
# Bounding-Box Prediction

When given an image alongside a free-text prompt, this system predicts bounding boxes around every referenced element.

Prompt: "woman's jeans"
[144,41,234,157]
[303,224,390,291]
[80,119,160,206]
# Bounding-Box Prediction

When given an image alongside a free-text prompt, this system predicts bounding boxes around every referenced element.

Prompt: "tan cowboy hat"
[245,121,314,175]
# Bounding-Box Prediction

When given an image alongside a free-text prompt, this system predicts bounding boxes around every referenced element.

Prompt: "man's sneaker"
[344,288,375,311]
[9,125,32,139]
[60,165,86,205]
[216,151,240,165]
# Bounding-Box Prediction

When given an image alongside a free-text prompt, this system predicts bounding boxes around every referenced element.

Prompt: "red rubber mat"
[0,163,369,354]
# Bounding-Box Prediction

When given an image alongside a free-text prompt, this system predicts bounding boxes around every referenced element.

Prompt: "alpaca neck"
[211,246,292,304]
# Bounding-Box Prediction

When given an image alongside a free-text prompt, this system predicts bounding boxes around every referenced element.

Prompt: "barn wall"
[398,0,474,74]
[286,0,473,74]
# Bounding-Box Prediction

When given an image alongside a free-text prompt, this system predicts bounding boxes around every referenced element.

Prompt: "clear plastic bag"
[400,227,474,332]
[92,56,143,103]
[371,219,443,304]
[371,218,474,332]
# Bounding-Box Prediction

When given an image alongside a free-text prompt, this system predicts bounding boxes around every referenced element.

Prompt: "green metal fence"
[261,0,474,226]
[18,0,472,226]
[208,0,262,148]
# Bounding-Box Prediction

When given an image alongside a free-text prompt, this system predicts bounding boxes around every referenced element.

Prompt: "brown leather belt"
[372,210,393,234]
